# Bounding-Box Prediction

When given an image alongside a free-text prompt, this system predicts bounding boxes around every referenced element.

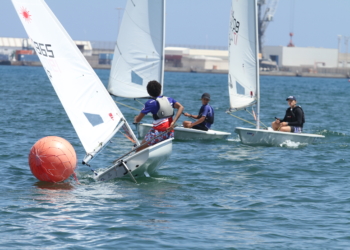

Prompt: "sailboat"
[12,0,173,182]
[108,0,231,141]
[227,0,324,146]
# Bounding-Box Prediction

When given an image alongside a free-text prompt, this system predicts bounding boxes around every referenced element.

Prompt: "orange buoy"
[28,136,77,183]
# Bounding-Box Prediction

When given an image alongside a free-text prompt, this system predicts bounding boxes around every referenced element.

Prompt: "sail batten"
[228,0,258,111]
[12,0,134,154]
[108,0,165,98]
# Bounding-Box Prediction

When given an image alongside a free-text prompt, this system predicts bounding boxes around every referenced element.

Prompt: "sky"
[1,0,350,51]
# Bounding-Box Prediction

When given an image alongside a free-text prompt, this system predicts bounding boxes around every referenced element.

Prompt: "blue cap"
[286,95,296,101]
[201,93,211,100]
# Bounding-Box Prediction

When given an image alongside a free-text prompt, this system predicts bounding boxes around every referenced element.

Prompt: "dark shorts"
[192,124,208,131]
[290,126,302,133]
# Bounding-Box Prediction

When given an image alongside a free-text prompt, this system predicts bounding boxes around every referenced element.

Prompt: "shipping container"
[16,49,35,60]
[0,54,9,61]
[19,54,40,62]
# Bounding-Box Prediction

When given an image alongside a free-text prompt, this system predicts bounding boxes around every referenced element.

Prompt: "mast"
[254,0,260,129]
[160,0,166,95]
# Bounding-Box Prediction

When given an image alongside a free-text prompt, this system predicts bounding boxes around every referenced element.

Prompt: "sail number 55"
[33,41,54,58]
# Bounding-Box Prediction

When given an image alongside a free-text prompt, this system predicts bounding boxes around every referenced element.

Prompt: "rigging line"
[260,121,268,129]
[118,130,136,144]
[227,113,257,127]
[245,109,268,129]
[245,108,255,118]
[134,98,145,107]
[115,101,140,112]
[115,100,152,117]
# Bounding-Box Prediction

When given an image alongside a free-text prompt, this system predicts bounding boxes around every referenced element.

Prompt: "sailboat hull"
[136,123,231,140]
[94,138,173,182]
[235,127,325,146]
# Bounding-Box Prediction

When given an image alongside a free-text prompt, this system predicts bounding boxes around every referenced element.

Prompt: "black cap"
[201,93,211,100]
[286,95,296,101]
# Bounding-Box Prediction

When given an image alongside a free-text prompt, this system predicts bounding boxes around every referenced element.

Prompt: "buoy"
[28,136,77,183]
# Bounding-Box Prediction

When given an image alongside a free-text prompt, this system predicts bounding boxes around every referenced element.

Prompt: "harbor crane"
[257,0,279,56]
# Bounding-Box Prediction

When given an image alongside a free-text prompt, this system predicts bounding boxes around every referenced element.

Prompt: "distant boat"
[12,0,173,182]
[109,0,230,140]
[227,0,324,146]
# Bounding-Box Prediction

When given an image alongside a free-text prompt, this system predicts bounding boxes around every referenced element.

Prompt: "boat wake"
[227,137,240,142]
[279,140,308,148]
[318,129,348,137]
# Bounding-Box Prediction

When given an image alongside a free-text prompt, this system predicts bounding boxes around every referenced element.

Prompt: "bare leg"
[183,121,192,128]
[271,121,280,131]
[279,126,292,132]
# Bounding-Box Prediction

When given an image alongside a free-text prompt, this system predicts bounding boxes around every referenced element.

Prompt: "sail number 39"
[230,12,240,33]
[33,41,54,58]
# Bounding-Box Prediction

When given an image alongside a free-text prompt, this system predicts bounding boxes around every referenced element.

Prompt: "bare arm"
[134,113,146,123]
[168,102,184,130]
[184,113,199,119]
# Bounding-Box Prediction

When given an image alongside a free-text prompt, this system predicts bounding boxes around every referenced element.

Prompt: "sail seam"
[116,42,122,55]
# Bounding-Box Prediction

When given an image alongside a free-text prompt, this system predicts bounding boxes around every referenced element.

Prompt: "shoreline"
[2,62,349,79]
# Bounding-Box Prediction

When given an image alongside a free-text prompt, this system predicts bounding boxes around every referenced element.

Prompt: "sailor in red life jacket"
[134,80,184,151]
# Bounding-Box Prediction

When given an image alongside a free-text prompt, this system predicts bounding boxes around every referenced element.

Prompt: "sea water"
[0,65,349,249]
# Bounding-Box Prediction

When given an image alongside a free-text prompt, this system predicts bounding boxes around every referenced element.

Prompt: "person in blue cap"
[272,95,305,133]
[183,93,214,131]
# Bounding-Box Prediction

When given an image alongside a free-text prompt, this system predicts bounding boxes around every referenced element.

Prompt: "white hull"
[235,127,325,146]
[94,138,173,182]
[136,123,231,140]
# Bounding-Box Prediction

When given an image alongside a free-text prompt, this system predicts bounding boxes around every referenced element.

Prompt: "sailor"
[134,80,184,151]
[183,93,214,131]
[271,95,305,133]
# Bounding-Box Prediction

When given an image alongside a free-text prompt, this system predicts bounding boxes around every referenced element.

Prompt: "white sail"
[108,0,165,98]
[228,0,259,111]
[12,0,129,155]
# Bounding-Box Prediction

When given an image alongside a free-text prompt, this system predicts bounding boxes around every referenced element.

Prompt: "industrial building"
[1,37,349,78]
[164,45,349,76]
[263,46,338,68]
[165,47,228,73]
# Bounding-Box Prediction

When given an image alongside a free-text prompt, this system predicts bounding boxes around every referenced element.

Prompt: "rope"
[115,101,140,112]
[115,100,151,116]
[260,121,268,129]
[245,109,268,129]
[119,130,136,144]
[227,113,257,127]
[134,99,145,107]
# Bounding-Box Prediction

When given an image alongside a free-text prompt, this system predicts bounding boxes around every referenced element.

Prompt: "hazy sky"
[1,0,350,51]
